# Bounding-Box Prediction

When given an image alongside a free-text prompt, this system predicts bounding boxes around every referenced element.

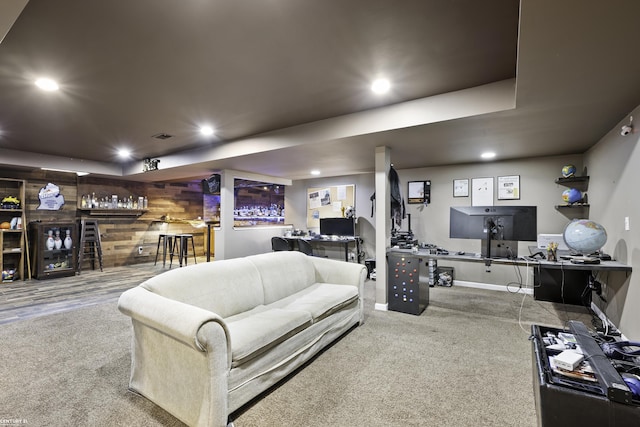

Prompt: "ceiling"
[0,0,639,182]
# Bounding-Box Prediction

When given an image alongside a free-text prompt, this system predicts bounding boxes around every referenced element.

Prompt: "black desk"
[534,259,631,305]
[285,236,360,262]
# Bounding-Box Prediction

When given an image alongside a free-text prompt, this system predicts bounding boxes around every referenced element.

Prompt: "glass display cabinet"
[29,222,78,279]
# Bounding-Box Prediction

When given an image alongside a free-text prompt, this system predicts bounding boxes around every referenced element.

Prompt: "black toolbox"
[531,321,640,426]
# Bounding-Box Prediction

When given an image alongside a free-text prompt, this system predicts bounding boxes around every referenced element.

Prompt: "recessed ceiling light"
[117,148,131,158]
[371,78,390,94]
[310,170,321,176]
[481,152,496,159]
[200,125,215,136]
[35,78,59,91]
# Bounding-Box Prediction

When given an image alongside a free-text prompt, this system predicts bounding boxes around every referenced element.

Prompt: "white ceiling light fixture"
[200,125,215,136]
[310,170,321,176]
[35,77,59,91]
[117,148,131,159]
[371,78,390,94]
[481,152,496,160]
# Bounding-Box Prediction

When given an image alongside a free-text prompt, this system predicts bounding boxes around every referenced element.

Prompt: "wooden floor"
[0,256,208,324]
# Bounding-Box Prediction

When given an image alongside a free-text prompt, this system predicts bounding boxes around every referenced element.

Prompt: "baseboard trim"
[374,303,388,311]
[454,280,533,295]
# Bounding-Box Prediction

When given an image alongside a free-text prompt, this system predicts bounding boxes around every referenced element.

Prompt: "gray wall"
[585,104,640,340]
[393,155,584,286]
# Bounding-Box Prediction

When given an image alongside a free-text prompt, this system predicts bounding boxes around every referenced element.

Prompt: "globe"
[562,188,582,204]
[562,164,576,178]
[563,219,607,254]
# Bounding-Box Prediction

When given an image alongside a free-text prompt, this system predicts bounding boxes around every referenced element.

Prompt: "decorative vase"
[46,230,55,250]
[64,229,72,249]
[54,230,62,250]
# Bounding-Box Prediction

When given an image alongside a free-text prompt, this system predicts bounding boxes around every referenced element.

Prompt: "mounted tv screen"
[320,217,355,237]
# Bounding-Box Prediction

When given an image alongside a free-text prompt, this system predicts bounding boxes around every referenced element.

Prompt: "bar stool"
[170,234,197,267]
[154,233,176,267]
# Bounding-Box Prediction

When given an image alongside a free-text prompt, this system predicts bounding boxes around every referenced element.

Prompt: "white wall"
[585,104,640,340]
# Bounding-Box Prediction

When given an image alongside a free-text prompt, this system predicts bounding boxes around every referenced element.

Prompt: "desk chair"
[271,236,293,251]
[297,239,314,256]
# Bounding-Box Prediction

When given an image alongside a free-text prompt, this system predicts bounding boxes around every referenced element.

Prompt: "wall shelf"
[555,176,589,191]
[78,209,147,217]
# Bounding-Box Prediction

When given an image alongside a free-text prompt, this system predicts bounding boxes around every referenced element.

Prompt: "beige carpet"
[0,281,592,426]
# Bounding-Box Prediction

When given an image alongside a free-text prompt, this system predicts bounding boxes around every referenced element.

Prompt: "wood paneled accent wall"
[1,168,205,269]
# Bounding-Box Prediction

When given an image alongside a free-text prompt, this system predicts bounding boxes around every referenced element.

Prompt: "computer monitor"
[320,217,355,237]
[449,206,537,258]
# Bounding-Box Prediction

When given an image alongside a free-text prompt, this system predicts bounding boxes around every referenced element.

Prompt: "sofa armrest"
[309,256,367,288]
[118,286,230,357]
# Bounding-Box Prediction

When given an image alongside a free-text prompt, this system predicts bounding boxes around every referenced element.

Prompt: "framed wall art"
[471,177,493,206]
[497,175,520,200]
[453,179,469,197]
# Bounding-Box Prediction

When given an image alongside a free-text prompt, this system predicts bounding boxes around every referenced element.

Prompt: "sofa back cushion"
[246,251,316,304]
[140,258,264,318]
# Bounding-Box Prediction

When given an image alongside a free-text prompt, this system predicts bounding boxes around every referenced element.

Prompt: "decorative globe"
[563,219,607,254]
[562,188,582,204]
[562,164,576,178]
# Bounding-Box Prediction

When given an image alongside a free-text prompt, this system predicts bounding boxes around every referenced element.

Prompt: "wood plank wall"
[0,168,205,270]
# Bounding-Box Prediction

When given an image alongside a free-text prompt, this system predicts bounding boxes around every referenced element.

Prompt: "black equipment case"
[531,321,640,427]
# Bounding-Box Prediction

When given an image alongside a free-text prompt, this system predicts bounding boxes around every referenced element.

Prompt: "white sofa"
[117,251,367,427]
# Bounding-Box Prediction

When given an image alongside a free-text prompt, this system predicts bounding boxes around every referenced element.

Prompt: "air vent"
[152,133,173,140]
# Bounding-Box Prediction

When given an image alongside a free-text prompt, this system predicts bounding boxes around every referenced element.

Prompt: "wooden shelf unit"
[0,178,28,282]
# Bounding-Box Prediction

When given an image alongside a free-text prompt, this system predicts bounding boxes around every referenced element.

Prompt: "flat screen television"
[449,206,537,259]
[320,217,355,237]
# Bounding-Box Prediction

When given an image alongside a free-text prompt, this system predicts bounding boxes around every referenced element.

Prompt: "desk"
[285,236,361,262]
[387,248,632,306]
[534,259,631,305]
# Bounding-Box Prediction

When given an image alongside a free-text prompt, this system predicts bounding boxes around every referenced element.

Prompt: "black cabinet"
[29,222,78,279]
[387,253,429,315]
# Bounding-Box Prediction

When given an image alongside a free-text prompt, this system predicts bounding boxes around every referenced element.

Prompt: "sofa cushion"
[269,283,359,322]
[246,252,317,304]
[225,306,312,367]
[140,258,264,318]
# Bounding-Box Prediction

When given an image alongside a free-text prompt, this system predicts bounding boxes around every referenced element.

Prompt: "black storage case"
[531,323,640,427]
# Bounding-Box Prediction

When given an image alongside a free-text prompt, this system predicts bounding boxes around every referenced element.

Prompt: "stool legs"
[169,234,197,268]
[155,234,175,267]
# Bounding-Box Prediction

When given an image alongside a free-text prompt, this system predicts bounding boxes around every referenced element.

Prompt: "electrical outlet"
[138,246,143,255]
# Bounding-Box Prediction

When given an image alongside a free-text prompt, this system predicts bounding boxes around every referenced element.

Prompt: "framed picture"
[453,179,469,197]
[497,175,520,200]
[407,180,431,204]
[471,177,494,206]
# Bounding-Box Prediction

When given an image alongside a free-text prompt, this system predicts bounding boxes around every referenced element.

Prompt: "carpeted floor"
[0,280,593,426]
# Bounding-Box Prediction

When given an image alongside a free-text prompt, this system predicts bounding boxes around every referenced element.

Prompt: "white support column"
[374,146,391,311]
[216,170,236,260]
